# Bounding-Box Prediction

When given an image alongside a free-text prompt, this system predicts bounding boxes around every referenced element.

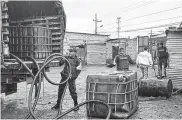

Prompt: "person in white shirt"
[136,47,153,79]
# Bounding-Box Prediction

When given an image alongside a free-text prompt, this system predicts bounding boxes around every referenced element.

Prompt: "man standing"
[154,42,169,79]
[136,47,153,79]
[52,47,81,111]
[113,48,135,71]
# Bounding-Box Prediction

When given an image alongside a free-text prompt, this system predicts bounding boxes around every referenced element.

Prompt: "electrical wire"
[124,5,182,21]
[101,0,156,18]
[121,16,182,28]
[112,0,157,16]
[100,0,158,28]
[100,4,182,30]
[121,21,181,32]
[99,21,181,33]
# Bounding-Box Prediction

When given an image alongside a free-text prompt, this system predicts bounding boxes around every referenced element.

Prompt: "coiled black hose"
[25,56,42,119]
[9,53,111,119]
[9,53,42,119]
[42,53,71,116]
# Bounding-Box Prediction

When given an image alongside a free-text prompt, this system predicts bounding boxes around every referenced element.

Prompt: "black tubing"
[42,53,71,116]
[42,53,71,85]
[56,100,112,119]
[28,56,70,118]
[9,54,41,119]
[25,56,42,119]
[11,52,111,119]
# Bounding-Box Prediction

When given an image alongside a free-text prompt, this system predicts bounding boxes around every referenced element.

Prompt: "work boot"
[51,104,59,110]
[73,99,79,111]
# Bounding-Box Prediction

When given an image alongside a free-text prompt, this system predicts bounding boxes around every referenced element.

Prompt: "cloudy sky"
[62,0,182,38]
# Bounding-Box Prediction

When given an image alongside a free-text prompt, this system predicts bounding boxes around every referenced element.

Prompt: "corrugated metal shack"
[166,27,182,89]
[64,32,109,65]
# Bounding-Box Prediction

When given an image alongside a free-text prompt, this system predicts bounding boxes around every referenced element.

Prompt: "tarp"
[8,1,66,23]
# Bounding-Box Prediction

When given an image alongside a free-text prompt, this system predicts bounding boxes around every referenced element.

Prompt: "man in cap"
[154,42,169,79]
[52,47,81,111]
[113,47,135,71]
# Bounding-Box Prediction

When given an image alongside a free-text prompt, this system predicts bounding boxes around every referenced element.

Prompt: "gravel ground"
[1,65,182,119]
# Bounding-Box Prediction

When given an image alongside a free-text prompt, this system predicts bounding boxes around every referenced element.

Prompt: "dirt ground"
[1,65,182,119]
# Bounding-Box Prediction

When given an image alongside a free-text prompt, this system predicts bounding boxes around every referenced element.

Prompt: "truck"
[1,1,66,97]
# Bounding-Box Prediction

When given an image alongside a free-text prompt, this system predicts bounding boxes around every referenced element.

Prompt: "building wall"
[126,38,138,61]
[63,32,109,65]
[63,32,109,55]
[87,43,106,65]
[106,39,127,60]
[106,38,138,64]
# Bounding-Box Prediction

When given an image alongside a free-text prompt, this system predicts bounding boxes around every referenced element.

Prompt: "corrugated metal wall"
[87,43,106,65]
[166,27,182,89]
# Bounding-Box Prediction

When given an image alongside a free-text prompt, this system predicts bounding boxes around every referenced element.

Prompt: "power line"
[99,15,182,31]
[100,0,147,17]
[101,0,156,18]
[115,0,157,15]
[121,16,182,28]
[124,5,182,21]
[121,21,181,32]
[100,5,182,29]
[99,21,181,33]
[100,0,157,29]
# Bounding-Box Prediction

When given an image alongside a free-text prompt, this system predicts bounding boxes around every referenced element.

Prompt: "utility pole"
[93,13,102,34]
[117,17,121,39]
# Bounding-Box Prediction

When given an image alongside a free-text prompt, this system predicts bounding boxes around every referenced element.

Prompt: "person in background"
[154,42,169,79]
[136,47,153,79]
[52,47,81,111]
[113,48,135,71]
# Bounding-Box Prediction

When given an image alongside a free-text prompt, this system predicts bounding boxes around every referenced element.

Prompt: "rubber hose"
[57,82,68,117]
[43,53,71,85]
[9,54,40,119]
[27,54,111,119]
[28,56,69,119]
[25,56,42,119]
[56,100,112,119]
[172,89,182,95]
[42,53,72,116]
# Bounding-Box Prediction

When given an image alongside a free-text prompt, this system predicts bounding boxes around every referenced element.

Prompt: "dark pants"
[57,75,78,104]
[158,58,167,77]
